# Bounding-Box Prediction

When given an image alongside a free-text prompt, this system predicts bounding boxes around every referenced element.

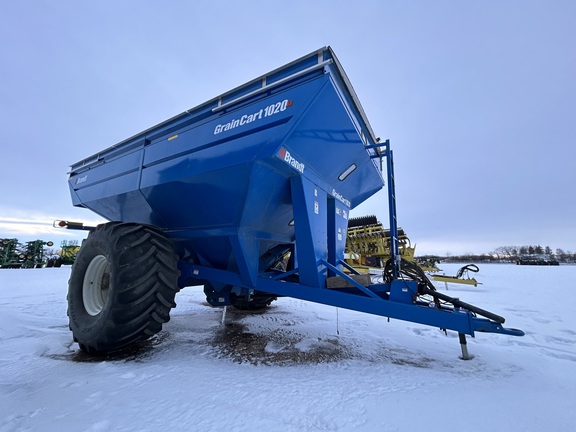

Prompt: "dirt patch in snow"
[213,321,353,365]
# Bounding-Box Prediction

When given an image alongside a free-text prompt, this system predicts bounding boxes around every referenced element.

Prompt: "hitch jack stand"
[458,333,474,360]
[221,306,228,325]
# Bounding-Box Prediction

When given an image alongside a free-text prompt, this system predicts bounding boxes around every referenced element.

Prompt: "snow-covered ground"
[1,263,575,431]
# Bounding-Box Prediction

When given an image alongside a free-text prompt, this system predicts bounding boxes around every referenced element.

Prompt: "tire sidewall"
[68,228,117,344]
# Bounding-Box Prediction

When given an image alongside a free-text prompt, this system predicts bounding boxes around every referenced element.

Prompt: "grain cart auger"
[65,46,524,358]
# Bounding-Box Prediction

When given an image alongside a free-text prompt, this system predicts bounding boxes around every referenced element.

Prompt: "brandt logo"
[278,148,305,174]
[75,175,87,185]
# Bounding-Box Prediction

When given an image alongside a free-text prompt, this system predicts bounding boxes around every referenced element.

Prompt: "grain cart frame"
[66,47,523,357]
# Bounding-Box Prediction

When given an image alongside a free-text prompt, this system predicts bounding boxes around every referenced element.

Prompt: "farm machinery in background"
[431,264,481,288]
[45,240,81,267]
[345,215,415,272]
[516,254,559,266]
[0,238,54,268]
[344,216,479,287]
[0,238,80,268]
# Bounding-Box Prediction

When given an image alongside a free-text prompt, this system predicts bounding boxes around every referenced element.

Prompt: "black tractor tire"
[67,222,179,354]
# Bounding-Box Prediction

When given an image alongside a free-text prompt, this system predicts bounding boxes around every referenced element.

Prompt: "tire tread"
[68,222,179,354]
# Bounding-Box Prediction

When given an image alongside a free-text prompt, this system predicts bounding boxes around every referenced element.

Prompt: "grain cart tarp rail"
[66,46,523,357]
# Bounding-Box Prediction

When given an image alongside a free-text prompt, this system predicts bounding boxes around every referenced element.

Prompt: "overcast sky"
[1,0,574,255]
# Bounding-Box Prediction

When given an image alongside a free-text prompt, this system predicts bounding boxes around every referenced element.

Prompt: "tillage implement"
[64,46,524,358]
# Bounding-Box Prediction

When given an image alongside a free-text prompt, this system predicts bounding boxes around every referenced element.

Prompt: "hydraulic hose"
[384,258,505,324]
[456,264,479,279]
[420,287,505,324]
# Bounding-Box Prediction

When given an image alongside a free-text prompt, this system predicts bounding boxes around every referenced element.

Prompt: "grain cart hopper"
[66,46,523,358]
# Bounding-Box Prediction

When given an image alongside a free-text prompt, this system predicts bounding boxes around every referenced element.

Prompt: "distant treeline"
[417,245,576,264]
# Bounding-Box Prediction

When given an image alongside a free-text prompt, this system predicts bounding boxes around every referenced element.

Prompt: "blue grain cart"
[66,47,523,357]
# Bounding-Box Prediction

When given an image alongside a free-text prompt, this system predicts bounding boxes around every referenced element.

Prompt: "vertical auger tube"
[368,140,400,278]
[384,140,400,279]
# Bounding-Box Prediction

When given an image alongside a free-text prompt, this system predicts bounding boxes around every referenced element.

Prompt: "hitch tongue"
[458,333,474,360]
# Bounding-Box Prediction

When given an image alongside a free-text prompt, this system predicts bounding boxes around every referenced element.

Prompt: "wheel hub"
[82,255,110,316]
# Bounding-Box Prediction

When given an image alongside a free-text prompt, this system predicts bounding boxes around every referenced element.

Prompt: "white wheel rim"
[82,255,110,316]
